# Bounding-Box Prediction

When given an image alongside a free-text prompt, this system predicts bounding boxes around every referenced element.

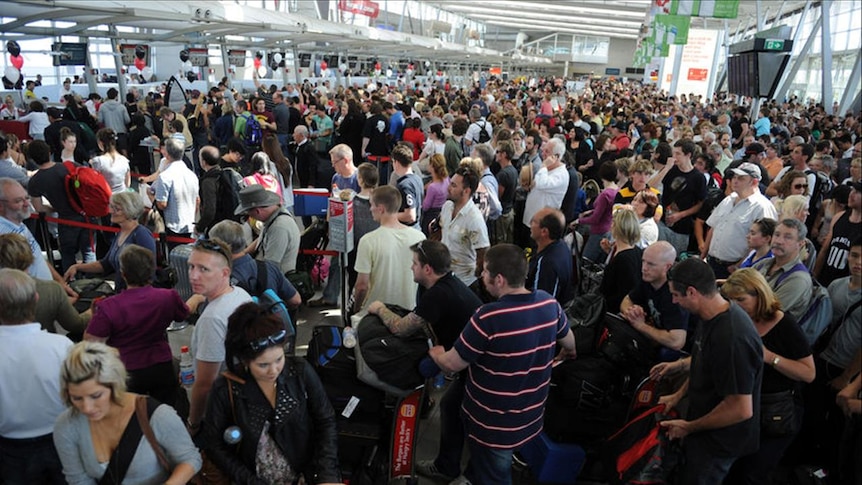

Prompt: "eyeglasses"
[248,329,287,352]
[793,184,809,190]
[194,238,231,264]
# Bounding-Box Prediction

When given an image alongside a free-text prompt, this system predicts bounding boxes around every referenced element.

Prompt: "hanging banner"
[655,14,691,45]
[674,28,720,100]
[338,0,380,19]
[664,0,740,19]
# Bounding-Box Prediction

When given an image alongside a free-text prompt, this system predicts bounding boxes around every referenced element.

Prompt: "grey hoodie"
[97,99,130,133]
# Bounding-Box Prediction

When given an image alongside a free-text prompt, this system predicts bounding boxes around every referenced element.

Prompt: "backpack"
[603,404,682,485]
[476,120,491,144]
[598,313,659,375]
[776,263,833,345]
[62,161,112,217]
[353,306,430,396]
[232,260,296,352]
[545,356,631,445]
[214,168,242,224]
[566,292,606,357]
[241,113,263,147]
[805,169,832,215]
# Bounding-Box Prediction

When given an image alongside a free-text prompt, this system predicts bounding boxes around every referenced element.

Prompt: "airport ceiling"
[0,0,812,67]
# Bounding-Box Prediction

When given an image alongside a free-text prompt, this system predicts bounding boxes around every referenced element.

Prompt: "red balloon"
[253,57,262,69]
[134,58,145,71]
[374,62,381,71]
[10,55,23,70]
[320,61,327,71]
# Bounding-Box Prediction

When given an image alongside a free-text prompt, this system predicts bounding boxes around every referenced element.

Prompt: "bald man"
[526,207,574,305]
[620,241,689,361]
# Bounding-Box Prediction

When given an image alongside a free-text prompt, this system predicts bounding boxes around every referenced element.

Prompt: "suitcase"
[169,243,194,301]
[598,312,659,376]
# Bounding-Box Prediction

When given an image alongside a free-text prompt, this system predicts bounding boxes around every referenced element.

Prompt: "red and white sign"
[339,0,380,19]
[390,389,422,479]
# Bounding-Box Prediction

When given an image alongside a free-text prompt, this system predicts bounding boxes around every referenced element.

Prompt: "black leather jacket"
[201,358,340,484]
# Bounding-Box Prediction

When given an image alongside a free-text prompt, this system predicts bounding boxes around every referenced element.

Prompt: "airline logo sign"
[339,0,380,19]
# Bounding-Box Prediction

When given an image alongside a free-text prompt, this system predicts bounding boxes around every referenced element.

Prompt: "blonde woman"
[54,342,201,484]
[721,269,814,484]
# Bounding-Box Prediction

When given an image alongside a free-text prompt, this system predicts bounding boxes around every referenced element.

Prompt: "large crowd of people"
[0,72,860,484]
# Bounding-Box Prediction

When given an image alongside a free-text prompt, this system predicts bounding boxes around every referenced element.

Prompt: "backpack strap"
[255,259,269,296]
[775,262,808,287]
[135,396,170,473]
[99,399,148,485]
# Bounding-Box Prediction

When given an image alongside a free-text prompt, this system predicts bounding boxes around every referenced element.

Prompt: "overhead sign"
[228,49,246,67]
[187,48,209,67]
[52,42,88,66]
[338,0,380,19]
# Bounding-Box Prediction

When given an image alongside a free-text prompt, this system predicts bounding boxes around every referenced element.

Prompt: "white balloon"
[257,66,267,78]
[424,60,431,67]
[141,67,153,80]
[273,53,283,63]
[4,66,20,84]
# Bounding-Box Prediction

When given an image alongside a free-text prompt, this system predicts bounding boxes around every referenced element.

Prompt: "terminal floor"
[166,301,607,485]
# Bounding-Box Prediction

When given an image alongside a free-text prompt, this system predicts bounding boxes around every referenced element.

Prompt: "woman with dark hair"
[58,127,85,164]
[262,135,294,212]
[202,302,341,484]
[335,98,365,160]
[694,152,722,191]
[738,218,777,269]
[16,100,50,140]
[128,112,154,175]
[90,128,131,194]
[576,161,620,262]
[84,244,189,405]
[721,268,814,485]
[417,123,445,173]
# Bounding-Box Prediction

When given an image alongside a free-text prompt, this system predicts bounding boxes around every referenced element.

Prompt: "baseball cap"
[729,162,762,180]
[745,142,765,155]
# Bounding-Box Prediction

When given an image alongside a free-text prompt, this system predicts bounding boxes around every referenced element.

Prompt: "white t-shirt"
[91,153,131,193]
[191,287,253,367]
[354,225,426,311]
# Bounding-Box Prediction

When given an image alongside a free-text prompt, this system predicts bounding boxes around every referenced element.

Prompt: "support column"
[820,0,833,114]
[668,45,684,96]
[772,0,815,102]
[108,26,127,102]
[838,51,861,115]
[219,42,232,90]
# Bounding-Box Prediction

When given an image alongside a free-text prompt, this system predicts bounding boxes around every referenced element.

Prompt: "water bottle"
[179,346,195,389]
[433,373,446,389]
[342,326,357,349]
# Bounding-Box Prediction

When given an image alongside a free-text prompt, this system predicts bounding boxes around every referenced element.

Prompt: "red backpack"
[63,161,112,218]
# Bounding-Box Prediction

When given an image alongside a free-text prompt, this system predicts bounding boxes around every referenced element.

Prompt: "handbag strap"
[135,396,170,472]
[98,402,145,485]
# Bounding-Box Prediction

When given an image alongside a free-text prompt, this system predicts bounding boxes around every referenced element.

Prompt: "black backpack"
[355,306,429,394]
[476,121,491,144]
[545,356,630,445]
[215,168,242,223]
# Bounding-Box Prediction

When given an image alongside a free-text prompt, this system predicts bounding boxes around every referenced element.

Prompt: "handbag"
[193,373,242,485]
[760,389,797,438]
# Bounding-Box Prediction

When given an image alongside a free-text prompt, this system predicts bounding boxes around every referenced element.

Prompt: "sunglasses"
[248,329,287,353]
[194,238,231,264]
[793,184,809,190]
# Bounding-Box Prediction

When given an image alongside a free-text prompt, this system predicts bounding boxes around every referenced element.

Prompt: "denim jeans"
[678,435,737,485]
[434,375,467,478]
[582,231,610,264]
[464,438,515,485]
[58,223,95,272]
[0,434,65,485]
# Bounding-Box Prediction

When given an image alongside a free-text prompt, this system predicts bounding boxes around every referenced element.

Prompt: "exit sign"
[764,39,785,51]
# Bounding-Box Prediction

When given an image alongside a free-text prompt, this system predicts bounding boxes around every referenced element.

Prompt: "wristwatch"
[771,355,781,367]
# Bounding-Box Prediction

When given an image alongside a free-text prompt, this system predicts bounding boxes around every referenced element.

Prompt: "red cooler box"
[294,188,330,217]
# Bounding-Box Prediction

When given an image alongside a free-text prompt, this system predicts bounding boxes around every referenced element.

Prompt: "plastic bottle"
[179,346,195,389]
[342,326,357,349]
[433,373,446,389]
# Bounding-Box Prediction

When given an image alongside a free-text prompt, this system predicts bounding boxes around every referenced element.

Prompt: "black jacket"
[201,359,340,484]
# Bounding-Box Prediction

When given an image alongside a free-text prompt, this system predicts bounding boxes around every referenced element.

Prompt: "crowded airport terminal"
[0,0,860,484]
